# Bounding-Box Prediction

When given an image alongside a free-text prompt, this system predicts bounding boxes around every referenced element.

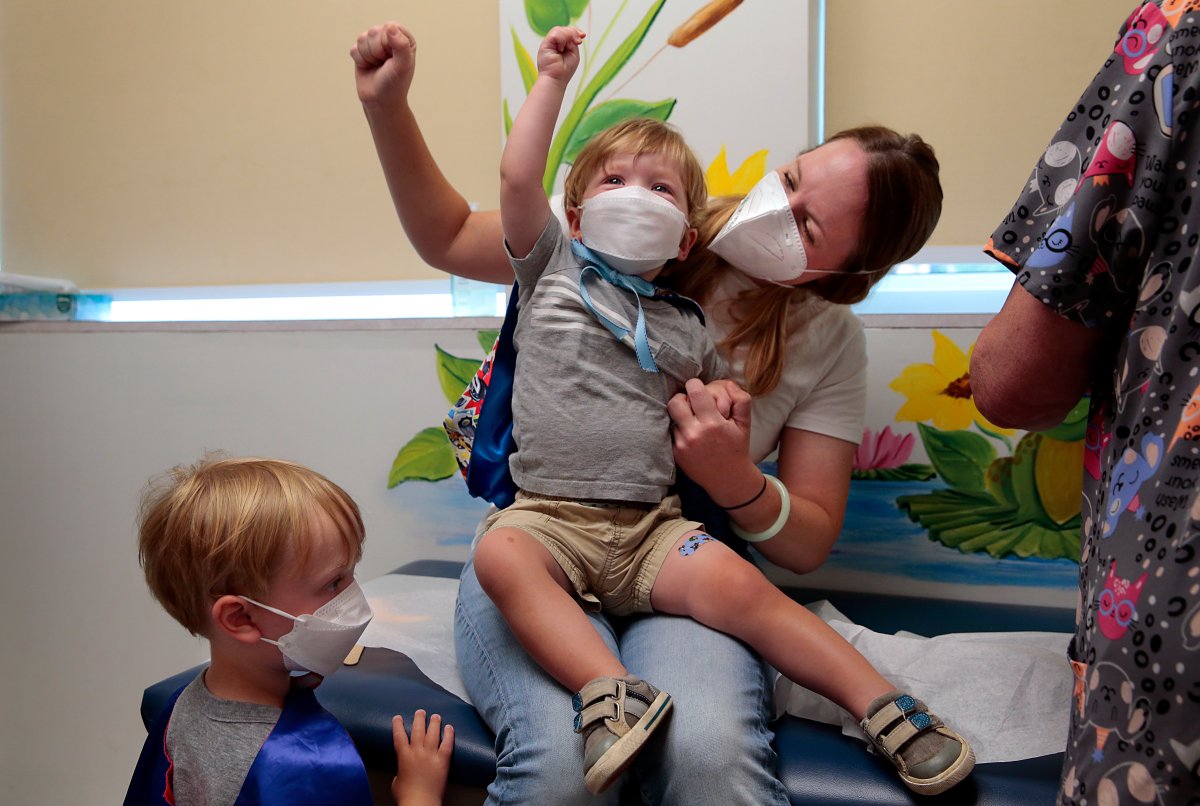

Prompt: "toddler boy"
[124,455,452,805]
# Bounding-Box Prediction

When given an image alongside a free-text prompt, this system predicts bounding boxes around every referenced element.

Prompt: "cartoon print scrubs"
[985,2,1200,802]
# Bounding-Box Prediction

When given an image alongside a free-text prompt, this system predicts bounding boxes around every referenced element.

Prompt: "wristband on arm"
[730,474,791,543]
[720,473,768,511]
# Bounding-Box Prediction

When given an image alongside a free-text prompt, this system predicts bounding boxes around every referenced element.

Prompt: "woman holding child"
[353,21,944,805]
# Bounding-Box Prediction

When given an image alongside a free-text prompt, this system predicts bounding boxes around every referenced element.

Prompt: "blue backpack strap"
[124,685,187,806]
[465,282,520,509]
[234,687,371,806]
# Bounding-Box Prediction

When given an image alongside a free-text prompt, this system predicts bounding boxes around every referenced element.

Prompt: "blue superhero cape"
[124,680,372,806]
[464,258,707,510]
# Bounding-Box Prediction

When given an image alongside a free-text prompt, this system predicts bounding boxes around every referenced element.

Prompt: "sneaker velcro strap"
[879,711,939,757]
[576,678,623,709]
[574,699,622,733]
[863,698,913,739]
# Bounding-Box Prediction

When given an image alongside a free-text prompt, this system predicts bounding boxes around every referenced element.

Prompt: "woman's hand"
[668,378,760,505]
[536,27,585,84]
[352,22,417,109]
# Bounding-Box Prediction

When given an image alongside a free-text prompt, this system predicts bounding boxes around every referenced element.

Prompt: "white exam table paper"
[359,574,472,704]
[359,575,1073,762]
[775,601,1073,764]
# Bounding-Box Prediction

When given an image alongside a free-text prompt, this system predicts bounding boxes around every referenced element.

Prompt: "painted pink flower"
[853,426,914,471]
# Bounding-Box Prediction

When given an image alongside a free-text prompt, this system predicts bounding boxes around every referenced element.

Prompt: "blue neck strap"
[571,239,660,373]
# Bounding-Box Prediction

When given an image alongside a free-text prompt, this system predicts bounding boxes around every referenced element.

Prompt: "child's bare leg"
[653,532,974,795]
[392,710,454,806]
[652,531,890,719]
[474,526,625,691]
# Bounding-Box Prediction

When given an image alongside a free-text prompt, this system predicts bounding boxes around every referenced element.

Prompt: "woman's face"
[773,138,869,284]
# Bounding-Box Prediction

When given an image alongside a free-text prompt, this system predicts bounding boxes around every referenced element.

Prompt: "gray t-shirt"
[508,216,725,503]
[164,671,281,806]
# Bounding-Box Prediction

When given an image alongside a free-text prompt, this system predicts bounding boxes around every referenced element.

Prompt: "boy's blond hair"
[138,455,365,636]
[564,117,707,226]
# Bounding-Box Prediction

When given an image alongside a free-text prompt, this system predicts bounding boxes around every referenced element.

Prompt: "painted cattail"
[668,0,745,48]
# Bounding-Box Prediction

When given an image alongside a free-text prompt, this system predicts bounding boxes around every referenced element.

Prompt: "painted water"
[389,476,1078,593]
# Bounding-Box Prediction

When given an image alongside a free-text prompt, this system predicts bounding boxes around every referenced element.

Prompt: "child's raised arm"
[499,26,585,258]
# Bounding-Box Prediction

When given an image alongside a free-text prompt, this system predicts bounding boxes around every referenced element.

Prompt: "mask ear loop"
[237,596,301,648]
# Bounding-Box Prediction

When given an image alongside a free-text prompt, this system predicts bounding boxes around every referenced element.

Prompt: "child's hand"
[352,22,418,108]
[391,709,454,806]
[536,26,585,84]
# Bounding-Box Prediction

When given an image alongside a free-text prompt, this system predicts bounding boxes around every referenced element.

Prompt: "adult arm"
[971,279,1107,431]
[669,381,853,574]
[352,23,511,283]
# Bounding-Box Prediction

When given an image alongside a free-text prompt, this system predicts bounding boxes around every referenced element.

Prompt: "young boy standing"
[124,455,453,805]
[473,25,975,798]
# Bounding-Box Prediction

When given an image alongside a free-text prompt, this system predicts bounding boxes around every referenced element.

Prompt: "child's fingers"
[547,25,585,49]
[423,713,443,750]
[439,724,455,759]
[410,709,428,745]
[392,714,410,751]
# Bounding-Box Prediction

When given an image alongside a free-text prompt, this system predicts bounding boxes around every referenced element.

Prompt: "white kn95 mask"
[241,580,373,679]
[579,186,690,275]
[708,171,810,284]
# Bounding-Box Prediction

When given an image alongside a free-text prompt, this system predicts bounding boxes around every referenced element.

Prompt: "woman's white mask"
[579,186,689,275]
[241,580,373,679]
[709,171,810,284]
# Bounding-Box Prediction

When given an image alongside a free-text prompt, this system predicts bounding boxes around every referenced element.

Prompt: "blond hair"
[564,117,707,226]
[137,454,364,636]
[663,126,942,396]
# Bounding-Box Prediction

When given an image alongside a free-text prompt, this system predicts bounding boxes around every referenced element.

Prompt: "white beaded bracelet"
[730,473,790,543]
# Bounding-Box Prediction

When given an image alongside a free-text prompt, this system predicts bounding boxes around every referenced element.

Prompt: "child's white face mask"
[709,171,810,284]
[241,580,373,679]
[578,186,689,275]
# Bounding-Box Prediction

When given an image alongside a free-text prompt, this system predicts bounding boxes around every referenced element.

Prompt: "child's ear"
[211,595,263,644]
[566,206,583,240]
[676,227,699,262]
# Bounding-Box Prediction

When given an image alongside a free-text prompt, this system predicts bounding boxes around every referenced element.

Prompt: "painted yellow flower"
[706,146,768,197]
[890,330,1014,433]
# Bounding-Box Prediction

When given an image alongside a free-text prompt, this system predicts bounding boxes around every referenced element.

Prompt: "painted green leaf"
[511,27,537,94]
[850,463,936,482]
[477,329,500,354]
[565,0,589,20]
[1038,395,1090,442]
[563,98,677,163]
[388,428,458,488]
[544,0,668,194]
[525,0,570,36]
[436,345,483,405]
[503,99,513,138]
[916,422,996,492]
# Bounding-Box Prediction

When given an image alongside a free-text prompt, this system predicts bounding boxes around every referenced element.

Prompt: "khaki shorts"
[482,492,703,616]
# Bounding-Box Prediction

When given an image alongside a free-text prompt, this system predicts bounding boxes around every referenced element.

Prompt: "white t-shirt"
[703,268,867,461]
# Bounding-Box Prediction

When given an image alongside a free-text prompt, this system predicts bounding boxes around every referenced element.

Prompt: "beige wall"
[826,0,1134,246]
[1,1,1139,288]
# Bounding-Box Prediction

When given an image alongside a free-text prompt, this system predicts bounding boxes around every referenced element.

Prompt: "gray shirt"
[164,671,280,806]
[508,216,725,503]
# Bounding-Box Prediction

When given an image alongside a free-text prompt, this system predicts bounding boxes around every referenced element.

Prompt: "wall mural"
[497,0,813,198]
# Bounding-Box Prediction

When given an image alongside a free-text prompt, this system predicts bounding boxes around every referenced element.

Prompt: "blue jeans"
[454,559,790,805]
